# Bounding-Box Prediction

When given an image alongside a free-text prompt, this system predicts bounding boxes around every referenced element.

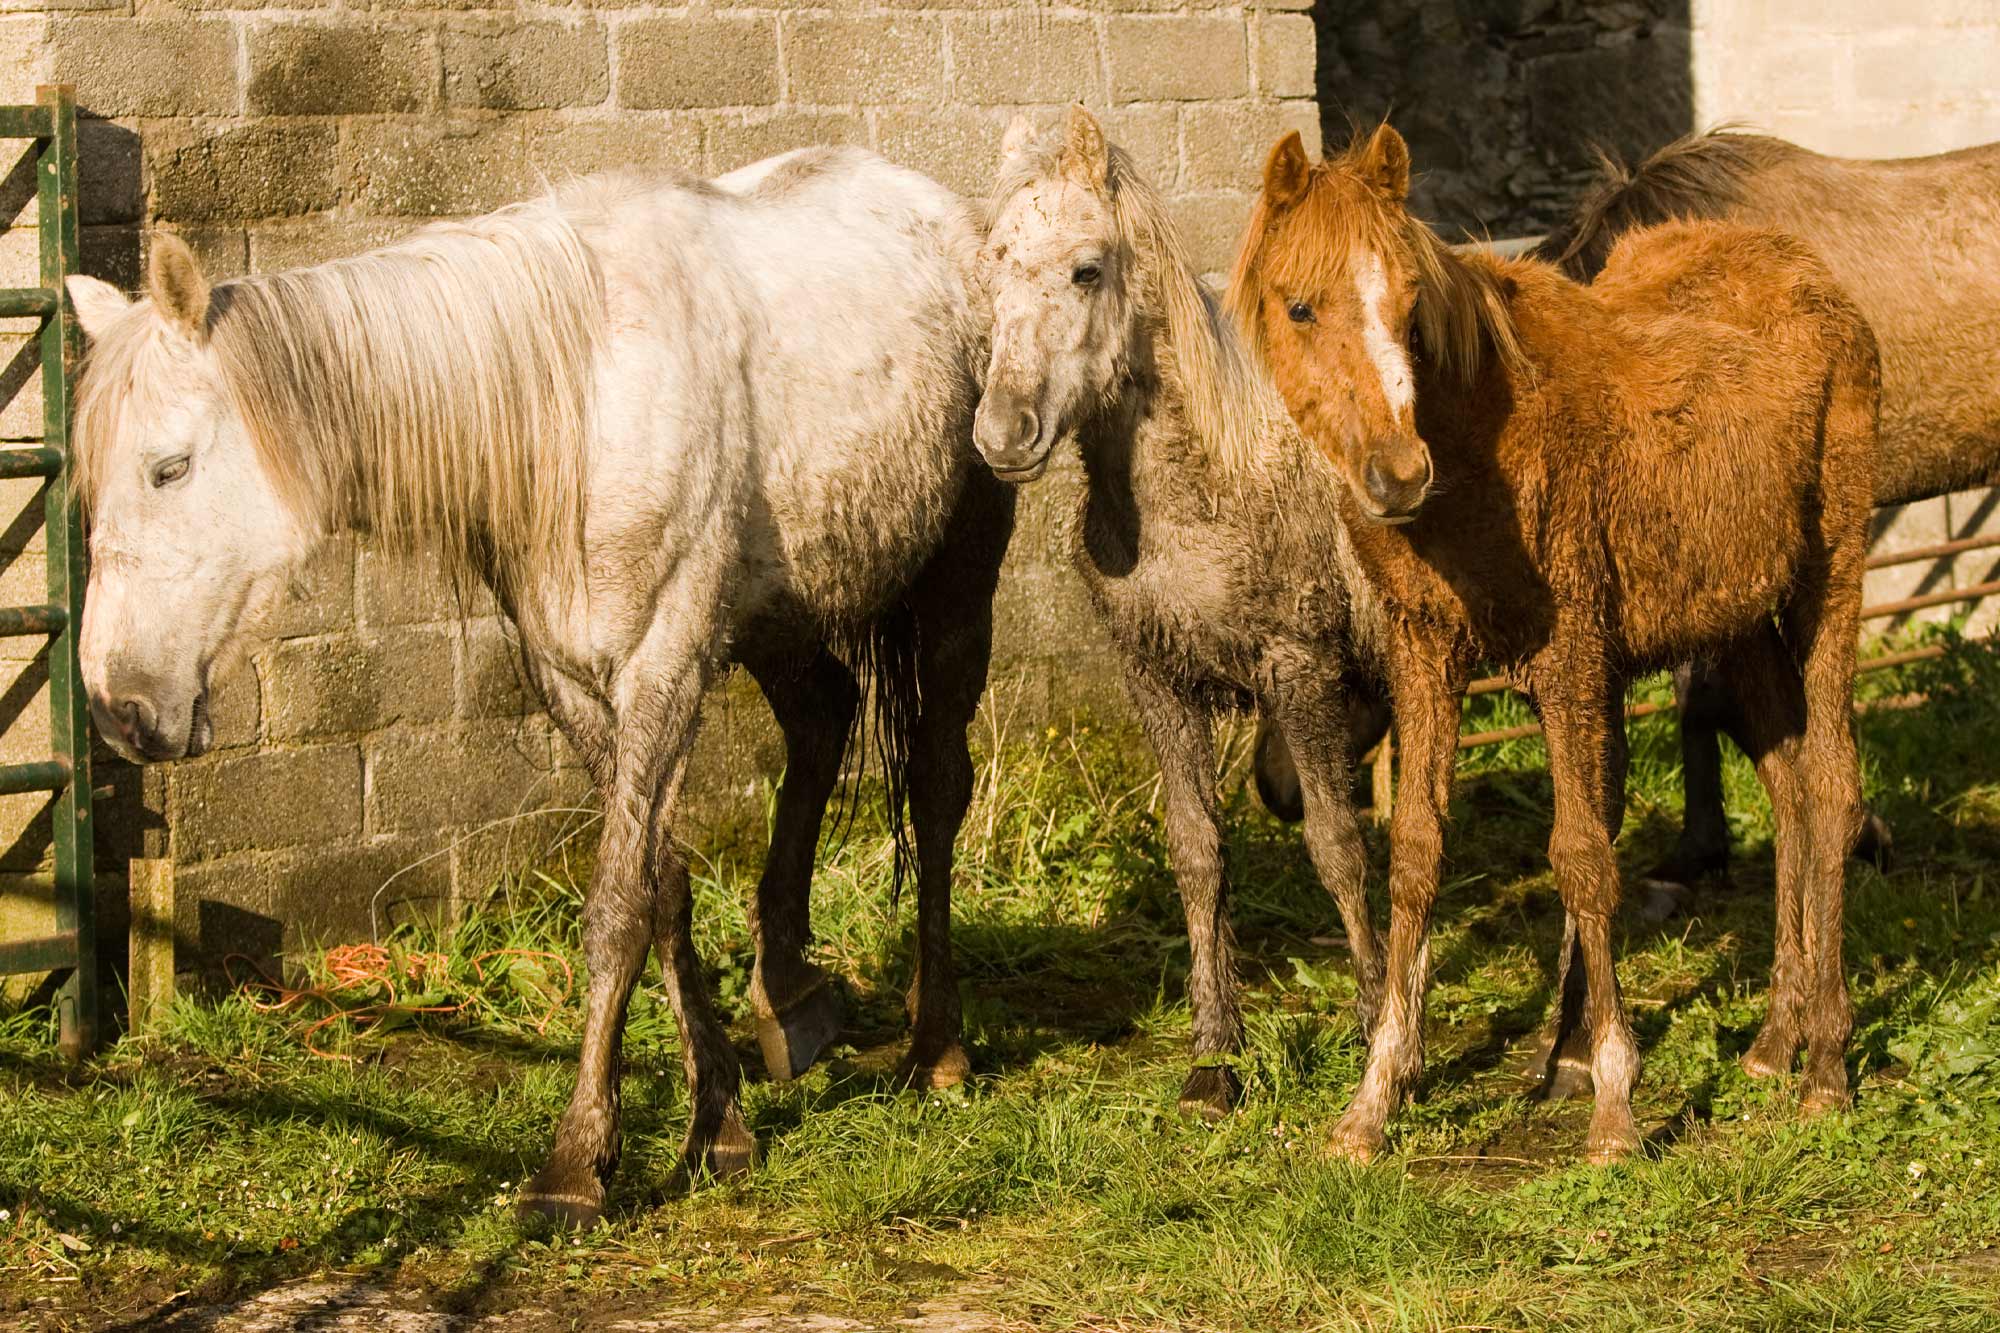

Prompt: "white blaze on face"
[1356,251,1414,420]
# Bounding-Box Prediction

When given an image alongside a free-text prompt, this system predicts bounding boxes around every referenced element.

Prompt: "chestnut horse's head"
[1228,124,1518,525]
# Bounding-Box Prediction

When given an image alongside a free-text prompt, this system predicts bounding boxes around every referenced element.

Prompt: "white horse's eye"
[151,456,190,488]
[1072,262,1101,287]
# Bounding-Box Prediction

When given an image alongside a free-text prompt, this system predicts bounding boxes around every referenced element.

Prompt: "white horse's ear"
[1060,104,1108,191]
[1000,113,1038,166]
[65,275,130,342]
[146,232,210,340]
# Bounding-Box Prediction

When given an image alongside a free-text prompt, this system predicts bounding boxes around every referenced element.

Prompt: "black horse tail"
[827,606,922,903]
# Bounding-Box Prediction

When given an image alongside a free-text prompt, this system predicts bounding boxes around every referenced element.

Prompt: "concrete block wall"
[0,2,1319,972]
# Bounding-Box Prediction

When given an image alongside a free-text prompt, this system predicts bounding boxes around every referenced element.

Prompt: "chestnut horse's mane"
[1226,133,1528,390]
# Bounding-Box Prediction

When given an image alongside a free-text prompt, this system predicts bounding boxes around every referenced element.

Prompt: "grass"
[5,629,2000,1329]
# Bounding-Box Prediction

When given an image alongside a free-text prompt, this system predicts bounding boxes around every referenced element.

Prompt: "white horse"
[66,148,1014,1225]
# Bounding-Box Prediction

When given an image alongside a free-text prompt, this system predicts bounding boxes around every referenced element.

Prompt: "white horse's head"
[67,236,310,761]
[974,107,1136,482]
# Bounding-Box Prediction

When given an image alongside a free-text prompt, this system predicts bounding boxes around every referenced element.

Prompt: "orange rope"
[224,943,575,1060]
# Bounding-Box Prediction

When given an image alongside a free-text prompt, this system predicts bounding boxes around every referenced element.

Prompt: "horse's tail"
[835,607,922,903]
[1533,127,1788,281]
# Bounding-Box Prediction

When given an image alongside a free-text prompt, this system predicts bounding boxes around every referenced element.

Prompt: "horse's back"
[713,148,990,630]
[1574,221,1874,661]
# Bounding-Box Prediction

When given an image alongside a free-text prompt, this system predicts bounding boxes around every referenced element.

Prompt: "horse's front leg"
[1122,662,1241,1119]
[742,647,859,1081]
[1329,641,1461,1161]
[1536,646,1643,1163]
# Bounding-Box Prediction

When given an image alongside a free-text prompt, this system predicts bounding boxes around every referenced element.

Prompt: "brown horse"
[1228,124,1879,1162]
[1539,129,2000,885]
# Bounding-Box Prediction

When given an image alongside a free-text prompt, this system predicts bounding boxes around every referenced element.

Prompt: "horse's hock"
[3,0,2000,987]
[0,3,1322,981]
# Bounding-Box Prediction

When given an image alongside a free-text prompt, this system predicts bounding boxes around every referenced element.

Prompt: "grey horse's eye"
[151,456,190,488]
[1287,300,1315,324]
[1072,262,1101,287]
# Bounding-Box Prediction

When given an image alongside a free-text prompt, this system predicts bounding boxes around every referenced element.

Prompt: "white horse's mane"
[988,136,1271,470]
[74,195,607,595]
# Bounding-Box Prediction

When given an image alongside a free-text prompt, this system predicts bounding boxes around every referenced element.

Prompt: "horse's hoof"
[897,1040,971,1091]
[1177,1063,1241,1122]
[1800,1067,1851,1117]
[1326,1112,1384,1163]
[1546,1054,1595,1102]
[1855,810,1894,872]
[755,976,844,1082]
[686,1111,758,1184]
[1633,877,1693,925]
[518,1166,605,1227]
[1584,1126,1640,1165]
[1741,1027,1799,1080]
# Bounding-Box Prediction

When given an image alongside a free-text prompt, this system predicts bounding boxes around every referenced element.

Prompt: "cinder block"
[150,121,341,223]
[248,23,433,116]
[875,107,1004,199]
[616,16,779,110]
[1184,101,1320,192]
[169,742,363,861]
[1256,13,1316,99]
[49,19,238,117]
[261,626,455,741]
[523,113,704,182]
[949,13,1101,106]
[456,616,534,720]
[275,833,452,950]
[346,118,532,218]
[250,218,417,274]
[785,16,942,106]
[254,537,356,639]
[364,720,566,836]
[1169,190,1257,277]
[1099,104,1180,193]
[77,120,143,226]
[707,111,866,176]
[356,546,457,627]
[449,799,593,907]
[0,18,50,106]
[207,650,261,751]
[444,19,608,111]
[1109,17,1247,103]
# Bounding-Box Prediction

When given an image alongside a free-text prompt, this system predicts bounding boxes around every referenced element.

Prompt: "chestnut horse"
[1229,125,1879,1161]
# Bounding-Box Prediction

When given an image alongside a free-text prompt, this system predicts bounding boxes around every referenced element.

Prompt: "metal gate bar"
[0,86,97,1059]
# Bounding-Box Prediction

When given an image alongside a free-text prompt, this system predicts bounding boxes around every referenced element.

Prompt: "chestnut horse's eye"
[1072,263,1102,287]
[1287,300,1315,324]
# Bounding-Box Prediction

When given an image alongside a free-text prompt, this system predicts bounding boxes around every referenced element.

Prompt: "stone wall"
[0,2,1319,975]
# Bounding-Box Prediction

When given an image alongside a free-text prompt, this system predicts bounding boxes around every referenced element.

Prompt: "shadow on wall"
[1312,0,1693,241]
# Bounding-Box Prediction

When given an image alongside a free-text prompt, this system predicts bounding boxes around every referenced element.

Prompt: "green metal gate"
[0,85,97,1059]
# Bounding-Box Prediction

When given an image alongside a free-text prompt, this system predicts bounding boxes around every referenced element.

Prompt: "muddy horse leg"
[1328,646,1461,1161]
[1267,677,1382,1036]
[897,474,1012,1091]
[1645,661,1735,891]
[1537,652,1643,1163]
[1535,675,1629,1101]
[522,658,732,1223]
[742,647,859,1080]
[1123,664,1241,1119]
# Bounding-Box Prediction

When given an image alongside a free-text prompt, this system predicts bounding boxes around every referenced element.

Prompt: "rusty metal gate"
[0,86,97,1058]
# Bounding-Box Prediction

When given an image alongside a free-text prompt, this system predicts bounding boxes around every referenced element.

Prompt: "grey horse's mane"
[989,136,1270,470]
[74,196,606,595]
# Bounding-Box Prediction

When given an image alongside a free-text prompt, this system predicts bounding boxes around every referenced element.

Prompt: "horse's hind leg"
[743,647,859,1080]
[1711,625,1811,1081]
[1533,673,1629,1102]
[1267,674,1382,1037]
[896,476,1014,1091]
[1126,663,1241,1118]
[1536,644,1642,1163]
[1789,351,1874,1114]
[1646,662,1734,894]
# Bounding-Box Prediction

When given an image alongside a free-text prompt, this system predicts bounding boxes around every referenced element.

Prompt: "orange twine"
[224,942,575,1060]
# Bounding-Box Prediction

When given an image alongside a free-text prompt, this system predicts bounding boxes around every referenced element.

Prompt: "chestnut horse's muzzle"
[1359,438,1432,522]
